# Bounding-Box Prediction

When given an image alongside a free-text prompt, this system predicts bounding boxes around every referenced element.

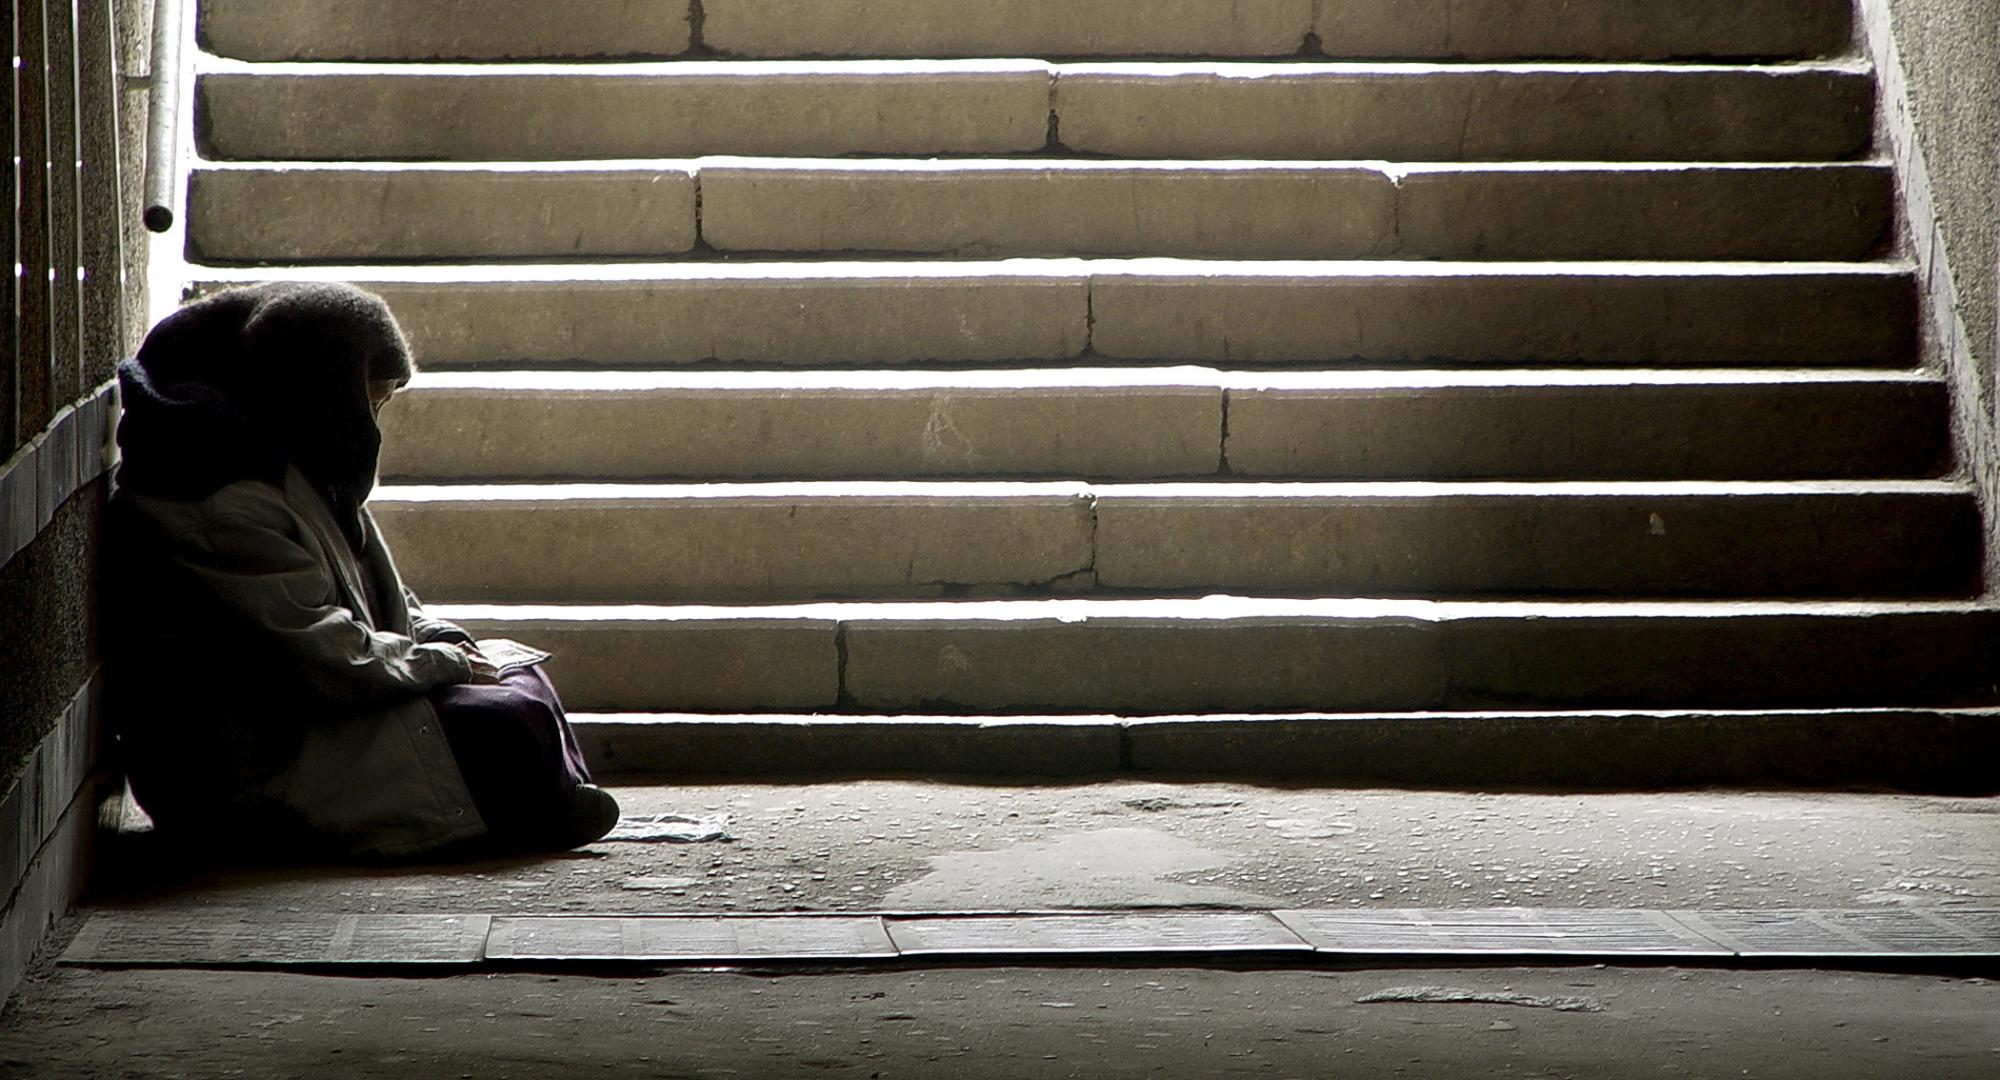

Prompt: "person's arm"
[403,585,474,645]
[166,498,474,705]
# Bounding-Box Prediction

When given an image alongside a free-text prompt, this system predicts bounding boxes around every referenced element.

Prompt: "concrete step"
[371,480,1980,603]
[376,369,1950,483]
[1050,62,1871,162]
[194,61,1870,163]
[188,161,1893,264]
[425,598,2000,713]
[569,710,2000,790]
[200,0,1851,63]
[704,0,1852,63]
[192,261,1915,369]
[200,0,696,63]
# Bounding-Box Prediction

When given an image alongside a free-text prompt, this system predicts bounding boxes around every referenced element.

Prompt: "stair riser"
[380,387,1226,480]
[280,272,1913,368]
[1091,274,1915,367]
[438,610,2000,713]
[202,0,1850,62]
[189,164,1891,263]
[373,491,1978,602]
[1053,67,1871,162]
[200,0,695,62]
[197,66,1870,163]
[378,379,1950,482]
[188,169,699,263]
[574,713,2000,793]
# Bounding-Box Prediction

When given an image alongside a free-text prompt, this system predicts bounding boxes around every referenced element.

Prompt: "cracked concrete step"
[427,598,2000,713]
[193,262,1915,368]
[200,0,1851,62]
[194,62,1871,163]
[371,481,1979,603]
[568,710,2000,791]
[376,369,1950,483]
[186,161,1892,263]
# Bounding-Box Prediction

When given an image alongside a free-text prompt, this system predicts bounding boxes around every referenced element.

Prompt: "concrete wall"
[1858,0,2000,580]
[0,0,152,1007]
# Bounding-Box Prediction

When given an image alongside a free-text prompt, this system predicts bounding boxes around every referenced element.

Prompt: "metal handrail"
[141,0,183,231]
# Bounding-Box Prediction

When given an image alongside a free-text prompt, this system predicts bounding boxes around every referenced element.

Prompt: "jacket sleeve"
[168,501,475,705]
[404,586,474,645]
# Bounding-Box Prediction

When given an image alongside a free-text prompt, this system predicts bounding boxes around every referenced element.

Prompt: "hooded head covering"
[115,282,415,552]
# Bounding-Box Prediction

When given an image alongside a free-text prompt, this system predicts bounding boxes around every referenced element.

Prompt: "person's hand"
[455,642,503,684]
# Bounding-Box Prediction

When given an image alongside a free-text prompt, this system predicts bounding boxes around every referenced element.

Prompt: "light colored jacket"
[108,466,486,857]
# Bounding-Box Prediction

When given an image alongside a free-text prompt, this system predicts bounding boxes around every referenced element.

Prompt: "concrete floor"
[7,781,2000,1077]
[84,780,2000,914]
[6,964,1999,1078]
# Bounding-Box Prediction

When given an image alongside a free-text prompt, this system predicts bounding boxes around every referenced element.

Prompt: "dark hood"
[115,282,415,551]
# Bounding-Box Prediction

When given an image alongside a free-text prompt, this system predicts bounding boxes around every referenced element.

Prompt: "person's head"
[123,281,416,545]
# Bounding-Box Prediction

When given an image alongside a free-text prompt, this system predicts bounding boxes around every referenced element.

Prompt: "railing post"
[140,0,179,231]
[16,0,53,442]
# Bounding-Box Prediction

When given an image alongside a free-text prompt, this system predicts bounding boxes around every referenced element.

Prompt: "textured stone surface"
[1314,0,1851,60]
[440,612,840,712]
[186,167,698,262]
[197,67,1052,161]
[1223,376,1952,480]
[200,0,693,60]
[581,715,1125,777]
[378,382,1223,480]
[1052,64,1872,161]
[1395,164,1892,261]
[702,0,1315,58]
[374,490,1096,601]
[833,602,2000,714]
[1091,486,1978,597]
[1882,0,1998,383]
[843,615,1447,713]
[700,163,1397,259]
[1090,268,1916,367]
[353,274,1089,367]
[1124,711,2000,789]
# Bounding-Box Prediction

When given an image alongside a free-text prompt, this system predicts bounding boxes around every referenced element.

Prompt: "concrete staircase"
[179,0,2000,786]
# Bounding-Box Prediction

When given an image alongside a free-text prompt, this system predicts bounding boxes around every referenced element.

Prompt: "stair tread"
[395,367,1940,391]
[429,597,2000,620]
[193,258,1911,281]
[374,479,1971,500]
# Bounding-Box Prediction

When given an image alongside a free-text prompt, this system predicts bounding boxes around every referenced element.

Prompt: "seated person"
[104,281,618,859]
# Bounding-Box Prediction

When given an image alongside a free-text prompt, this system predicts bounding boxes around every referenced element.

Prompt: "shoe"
[550,784,621,850]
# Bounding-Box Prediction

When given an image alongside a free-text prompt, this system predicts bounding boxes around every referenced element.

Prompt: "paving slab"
[486,915,897,961]
[884,912,1311,955]
[1273,908,1728,957]
[59,912,490,966]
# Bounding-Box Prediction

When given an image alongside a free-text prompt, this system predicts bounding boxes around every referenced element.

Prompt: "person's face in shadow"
[368,378,405,421]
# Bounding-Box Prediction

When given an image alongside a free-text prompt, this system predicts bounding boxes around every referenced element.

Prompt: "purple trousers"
[428,666,593,846]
